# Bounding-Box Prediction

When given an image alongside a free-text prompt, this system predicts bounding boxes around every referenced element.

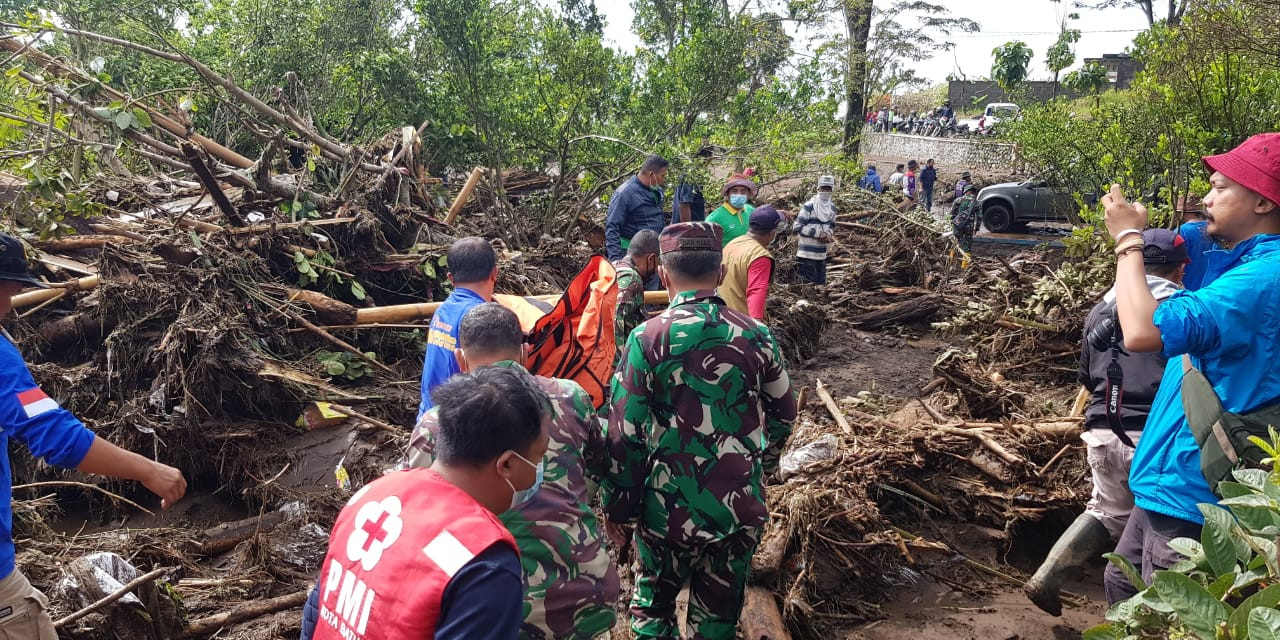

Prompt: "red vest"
[311,469,517,640]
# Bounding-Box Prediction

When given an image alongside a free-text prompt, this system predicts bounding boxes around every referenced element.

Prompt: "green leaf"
[1235,469,1269,491]
[350,280,366,301]
[5,66,20,78]
[1168,537,1205,561]
[92,107,111,120]
[1201,504,1240,575]
[1082,623,1125,640]
[131,107,152,129]
[1151,571,1228,639]
[1104,552,1147,592]
[1231,584,1280,639]
[306,157,316,172]
[294,251,308,264]
[113,110,134,130]
[1251,607,1280,640]
[323,360,346,376]
[1219,481,1256,499]
[420,260,436,279]
[1206,572,1235,600]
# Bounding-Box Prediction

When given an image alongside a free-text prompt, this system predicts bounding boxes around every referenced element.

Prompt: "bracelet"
[1116,244,1146,259]
[1114,228,1143,242]
[1114,237,1144,256]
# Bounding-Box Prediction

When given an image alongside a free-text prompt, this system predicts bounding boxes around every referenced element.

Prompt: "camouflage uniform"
[950,192,980,253]
[403,361,619,640]
[613,256,646,366]
[605,281,796,640]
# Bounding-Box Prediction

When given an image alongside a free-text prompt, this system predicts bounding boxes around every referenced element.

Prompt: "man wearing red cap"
[1100,133,1280,604]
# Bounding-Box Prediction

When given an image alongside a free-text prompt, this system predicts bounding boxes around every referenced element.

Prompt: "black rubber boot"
[1023,513,1111,616]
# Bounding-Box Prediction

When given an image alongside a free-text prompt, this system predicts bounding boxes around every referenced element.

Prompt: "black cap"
[0,233,46,288]
[1141,229,1190,265]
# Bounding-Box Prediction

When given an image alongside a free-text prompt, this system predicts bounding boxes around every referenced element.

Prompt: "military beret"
[659,222,723,255]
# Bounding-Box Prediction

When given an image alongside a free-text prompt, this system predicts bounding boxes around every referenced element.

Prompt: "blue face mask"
[729,194,749,209]
[505,451,544,509]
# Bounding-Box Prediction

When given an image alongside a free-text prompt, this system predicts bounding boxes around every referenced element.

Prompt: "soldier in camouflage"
[402,303,619,640]
[613,229,660,365]
[604,222,797,640]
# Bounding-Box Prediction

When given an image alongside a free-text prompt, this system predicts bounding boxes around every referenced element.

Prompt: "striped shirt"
[794,196,836,261]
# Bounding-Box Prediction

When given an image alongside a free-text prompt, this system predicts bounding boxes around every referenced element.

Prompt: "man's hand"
[1102,184,1149,240]
[142,462,187,509]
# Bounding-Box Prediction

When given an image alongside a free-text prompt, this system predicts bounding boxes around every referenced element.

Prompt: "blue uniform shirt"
[418,287,487,419]
[0,335,96,578]
[1178,221,1242,291]
[1129,234,1280,523]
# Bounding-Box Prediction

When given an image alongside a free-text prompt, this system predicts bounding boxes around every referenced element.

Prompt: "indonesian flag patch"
[17,388,58,419]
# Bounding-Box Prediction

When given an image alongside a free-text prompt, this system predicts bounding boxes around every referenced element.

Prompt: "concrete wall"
[860,132,1017,172]
[948,80,1080,108]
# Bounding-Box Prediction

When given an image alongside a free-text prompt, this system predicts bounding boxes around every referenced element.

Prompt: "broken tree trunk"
[180,143,247,226]
[180,590,308,638]
[38,313,115,350]
[283,288,358,325]
[195,511,287,557]
[739,587,790,640]
[814,379,852,434]
[849,295,941,330]
[445,167,485,225]
[33,236,137,251]
[750,525,789,583]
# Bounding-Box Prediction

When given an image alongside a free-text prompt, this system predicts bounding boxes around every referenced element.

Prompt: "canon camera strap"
[1104,309,1136,448]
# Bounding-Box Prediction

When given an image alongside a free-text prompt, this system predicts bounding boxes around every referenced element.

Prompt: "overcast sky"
[594,1,1151,85]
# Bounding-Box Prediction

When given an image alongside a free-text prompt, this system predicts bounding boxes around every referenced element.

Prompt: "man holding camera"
[1024,228,1188,616]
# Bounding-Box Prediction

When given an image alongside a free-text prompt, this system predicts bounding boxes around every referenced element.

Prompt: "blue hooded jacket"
[1130,234,1280,523]
[604,177,664,261]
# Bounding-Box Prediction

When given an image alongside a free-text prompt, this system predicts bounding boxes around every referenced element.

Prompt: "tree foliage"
[991,41,1034,95]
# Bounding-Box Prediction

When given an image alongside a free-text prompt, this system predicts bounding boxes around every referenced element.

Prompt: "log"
[33,236,136,251]
[936,424,1024,466]
[38,313,115,349]
[739,587,790,640]
[445,167,485,225]
[196,511,287,557]
[849,295,940,330]
[354,290,671,324]
[1069,385,1090,418]
[180,143,247,227]
[180,590,309,638]
[12,275,100,308]
[814,379,852,434]
[750,525,789,582]
[285,288,358,325]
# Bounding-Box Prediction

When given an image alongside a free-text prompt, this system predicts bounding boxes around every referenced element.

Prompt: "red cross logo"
[346,496,404,571]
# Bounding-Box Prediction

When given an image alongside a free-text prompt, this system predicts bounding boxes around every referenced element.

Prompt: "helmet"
[817,175,836,189]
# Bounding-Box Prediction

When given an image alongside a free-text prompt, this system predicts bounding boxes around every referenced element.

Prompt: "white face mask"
[817,192,832,203]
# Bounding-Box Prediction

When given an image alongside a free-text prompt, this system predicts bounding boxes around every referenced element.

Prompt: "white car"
[958,102,1021,133]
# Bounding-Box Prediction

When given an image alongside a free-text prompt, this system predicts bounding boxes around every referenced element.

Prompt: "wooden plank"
[33,252,98,275]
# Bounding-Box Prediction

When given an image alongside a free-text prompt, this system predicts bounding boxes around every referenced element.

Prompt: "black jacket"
[1078,278,1180,432]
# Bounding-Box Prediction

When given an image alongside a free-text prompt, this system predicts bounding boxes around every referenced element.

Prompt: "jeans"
[923,184,935,212]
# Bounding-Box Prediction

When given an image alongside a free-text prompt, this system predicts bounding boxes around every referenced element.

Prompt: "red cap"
[1203,133,1280,208]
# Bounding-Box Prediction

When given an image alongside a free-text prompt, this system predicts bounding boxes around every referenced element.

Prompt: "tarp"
[494,255,618,408]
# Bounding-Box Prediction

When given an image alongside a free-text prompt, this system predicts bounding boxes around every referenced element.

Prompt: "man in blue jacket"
[1100,133,1280,603]
[0,233,187,635]
[605,155,668,261]
[418,237,497,419]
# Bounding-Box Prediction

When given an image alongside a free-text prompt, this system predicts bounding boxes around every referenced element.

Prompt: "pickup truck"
[976,178,1089,232]
[958,102,1020,133]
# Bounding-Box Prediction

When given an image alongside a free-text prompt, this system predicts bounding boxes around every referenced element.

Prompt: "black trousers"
[1103,505,1201,603]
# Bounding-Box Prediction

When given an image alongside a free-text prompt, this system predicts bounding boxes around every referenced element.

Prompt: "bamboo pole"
[12,275,100,308]
[444,167,486,225]
[354,290,669,324]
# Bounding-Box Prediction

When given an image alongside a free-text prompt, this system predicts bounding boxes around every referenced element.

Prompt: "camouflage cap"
[659,222,723,255]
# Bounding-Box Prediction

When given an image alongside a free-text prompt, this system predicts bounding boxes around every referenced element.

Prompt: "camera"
[1087,304,1124,353]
